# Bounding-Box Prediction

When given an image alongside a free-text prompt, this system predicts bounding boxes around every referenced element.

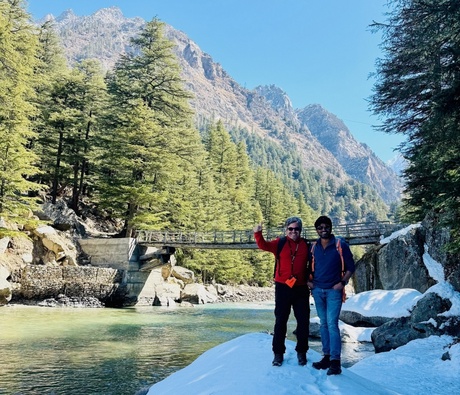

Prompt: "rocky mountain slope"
[38,7,403,204]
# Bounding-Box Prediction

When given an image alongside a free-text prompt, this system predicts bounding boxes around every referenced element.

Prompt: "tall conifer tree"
[370,0,460,248]
[0,0,41,218]
[97,18,202,236]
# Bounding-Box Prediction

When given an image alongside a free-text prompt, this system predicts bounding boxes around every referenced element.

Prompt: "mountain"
[387,153,407,176]
[296,104,402,203]
[38,7,403,205]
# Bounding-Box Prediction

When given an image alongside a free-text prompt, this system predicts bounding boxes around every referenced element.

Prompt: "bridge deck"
[136,221,403,249]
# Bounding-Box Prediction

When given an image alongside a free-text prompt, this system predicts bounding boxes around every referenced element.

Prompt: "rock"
[410,292,451,322]
[153,281,181,306]
[354,214,460,295]
[39,200,86,236]
[355,225,436,293]
[0,236,10,254]
[172,266,195,284]
[0,266,12,306]
[215,284,274,303]
[0,217,19,231]
[33,226,77,266]
[339,310,391,327]
[309,320,320,338]
[37,294,104,308]
[371,292,454,353]
[181,283,218,304]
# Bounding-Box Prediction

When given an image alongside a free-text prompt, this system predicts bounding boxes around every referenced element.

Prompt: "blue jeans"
[311,287,342,360]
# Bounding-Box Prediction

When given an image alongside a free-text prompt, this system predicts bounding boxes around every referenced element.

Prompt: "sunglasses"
[287,227,301,232]
[316,225,331,231]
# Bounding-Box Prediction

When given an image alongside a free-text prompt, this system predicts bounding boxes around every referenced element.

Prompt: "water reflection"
[0,303,373,395]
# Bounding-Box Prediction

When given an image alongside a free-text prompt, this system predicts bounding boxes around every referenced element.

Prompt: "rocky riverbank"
[6,284,275,308]
[215,284,275,303]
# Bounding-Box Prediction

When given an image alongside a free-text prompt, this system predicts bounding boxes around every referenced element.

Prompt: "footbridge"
[135,221,403,249]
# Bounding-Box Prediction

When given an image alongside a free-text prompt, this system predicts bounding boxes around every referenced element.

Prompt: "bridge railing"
[135,221,402,248]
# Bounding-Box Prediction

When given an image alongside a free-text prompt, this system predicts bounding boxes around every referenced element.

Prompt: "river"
[0,302,374,395]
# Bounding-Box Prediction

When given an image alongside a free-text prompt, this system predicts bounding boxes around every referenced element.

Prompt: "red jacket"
[254,231,310,285]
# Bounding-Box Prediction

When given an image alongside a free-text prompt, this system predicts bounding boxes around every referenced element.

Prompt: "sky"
[146,224,460,394]
[26,0,405,163]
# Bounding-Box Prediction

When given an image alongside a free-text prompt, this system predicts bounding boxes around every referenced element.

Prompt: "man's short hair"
[285,216,302,230]
[314,215,332,229]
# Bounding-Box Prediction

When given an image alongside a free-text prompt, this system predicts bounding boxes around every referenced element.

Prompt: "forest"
[1,0,459,284]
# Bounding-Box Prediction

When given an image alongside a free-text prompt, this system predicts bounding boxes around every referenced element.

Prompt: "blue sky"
[26,0,404,163]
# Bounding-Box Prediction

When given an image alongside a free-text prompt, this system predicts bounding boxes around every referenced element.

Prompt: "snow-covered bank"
[147,284,460,395]
[147,332,398,395]
[146,330,459,395]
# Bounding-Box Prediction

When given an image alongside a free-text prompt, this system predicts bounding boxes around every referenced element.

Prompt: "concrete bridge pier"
[78,238,172,306]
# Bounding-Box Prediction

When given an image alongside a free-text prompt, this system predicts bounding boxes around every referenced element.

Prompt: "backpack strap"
[274,236,287,277]
[336,238,345,275]
[336,237,347,303]
[309,241,317,281]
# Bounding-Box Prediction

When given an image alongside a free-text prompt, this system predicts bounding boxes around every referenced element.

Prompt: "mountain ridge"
[38,7,403,205]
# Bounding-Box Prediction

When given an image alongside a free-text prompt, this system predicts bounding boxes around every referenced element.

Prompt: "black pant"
[272,282,310,354]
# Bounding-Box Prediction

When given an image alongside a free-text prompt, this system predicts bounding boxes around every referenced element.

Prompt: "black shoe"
[327,359,342,375]
[297,352,307,366]
[272,353,283,366]
[312,355,330,370]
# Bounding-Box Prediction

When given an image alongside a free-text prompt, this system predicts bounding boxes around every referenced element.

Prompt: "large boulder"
[153,281,182,306]
[171,266,195,284]
[340,288,421,327]
[371,291,457,353]
[1,234,35,271]
[354,224,436,293]
[32,226,77,266]
[339,310,391,327]
[354,215,460,295]
[181,283,218,304]
[37,200,86,235]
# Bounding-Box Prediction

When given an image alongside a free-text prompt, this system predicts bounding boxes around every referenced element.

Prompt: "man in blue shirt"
[307,216,355,375]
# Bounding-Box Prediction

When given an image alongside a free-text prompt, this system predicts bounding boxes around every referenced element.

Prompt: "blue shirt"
[311,235,355,289]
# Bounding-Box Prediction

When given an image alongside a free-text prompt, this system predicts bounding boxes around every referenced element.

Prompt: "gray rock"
[339,310,391,327]
[371,292,454,353]
[181,283,218,304]
[0,266,12,306]
[40,200,86,236]
[172,266,195,284]
[355,226,436,293]
[0,237,10,254]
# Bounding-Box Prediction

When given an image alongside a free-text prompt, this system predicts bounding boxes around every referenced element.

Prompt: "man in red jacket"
[253,217,310,366]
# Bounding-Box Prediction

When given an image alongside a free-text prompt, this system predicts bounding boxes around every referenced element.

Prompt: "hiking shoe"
[272,353,283,366]
[327,359,342,375]
[312,355,330,370]
[297,352,307,366]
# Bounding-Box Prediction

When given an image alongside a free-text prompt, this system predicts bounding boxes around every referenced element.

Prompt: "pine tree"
[0,0,42,219]
[37,60,107,212]
[96,18,202,236]
[370,0,460,249]
[254,168,287,228]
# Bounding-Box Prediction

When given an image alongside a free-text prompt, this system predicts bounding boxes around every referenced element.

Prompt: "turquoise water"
[0,302,372,395]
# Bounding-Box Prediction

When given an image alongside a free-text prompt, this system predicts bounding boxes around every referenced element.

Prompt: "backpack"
[274,236,309,277]
[310,237,347,302]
